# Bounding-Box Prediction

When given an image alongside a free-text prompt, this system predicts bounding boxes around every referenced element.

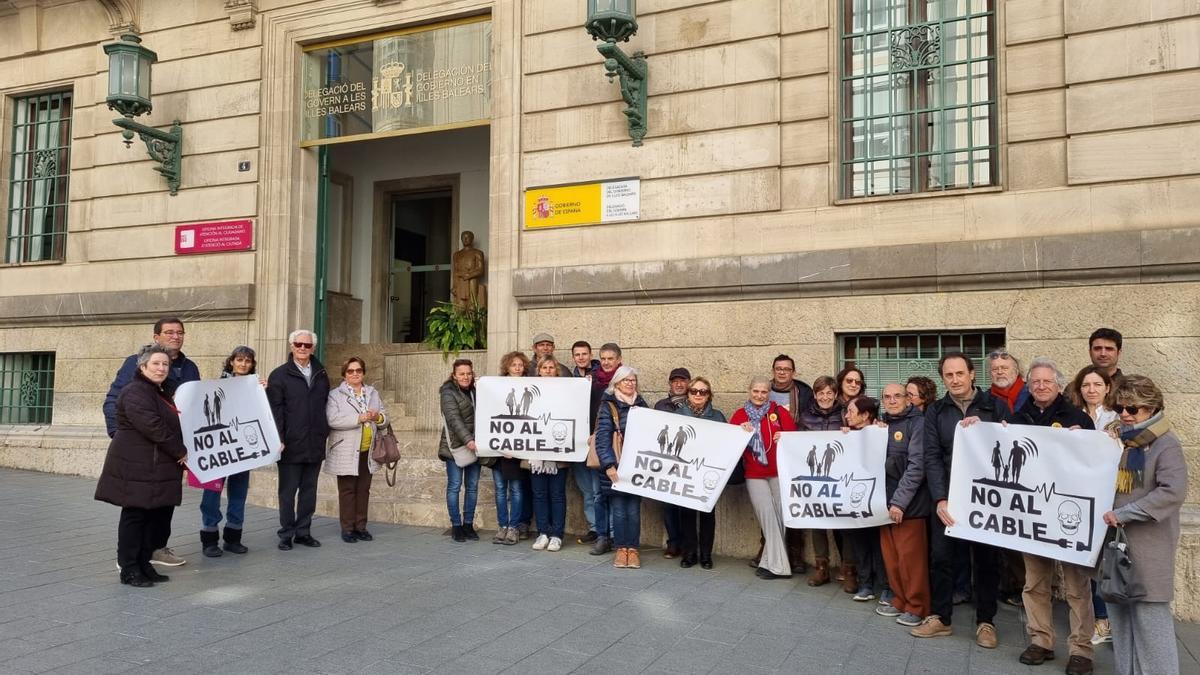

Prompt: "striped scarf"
[743,401,771,466]
[1116,412,1170,493]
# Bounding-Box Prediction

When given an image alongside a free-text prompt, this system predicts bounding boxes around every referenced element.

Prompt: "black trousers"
[278,461,322,540]
[849,526,888,592]
[678,506,715,557]
[118,506,174,570]
[929,521,999,625]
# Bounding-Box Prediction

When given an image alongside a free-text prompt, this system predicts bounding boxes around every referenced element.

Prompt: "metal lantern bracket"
[112,117,183,195]
[596,42,647,147]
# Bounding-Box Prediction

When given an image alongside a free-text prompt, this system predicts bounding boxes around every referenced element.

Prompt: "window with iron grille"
[839,0,997,198]
[6,91,72,263]
[0,352,55,425]
[838,331,1006,398]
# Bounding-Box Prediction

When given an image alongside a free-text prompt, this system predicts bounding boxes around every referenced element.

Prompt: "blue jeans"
[604,482,641,548]
[445,460,480,526]
[492,470,524,528]
[1092,579,1108,620]
[519,473,533,527]
[571,464,599,532]
[530,471,567,538]
[663,504,683,549]
[199,471,250,531]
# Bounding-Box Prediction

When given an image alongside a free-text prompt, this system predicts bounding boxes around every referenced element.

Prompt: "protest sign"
[945,422,1120,566]
[611,407,751,512]
[777,426,891,529]
[176,376,281,483]
[474,376,591,461]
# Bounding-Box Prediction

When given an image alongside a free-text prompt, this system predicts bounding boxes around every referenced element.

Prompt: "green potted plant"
[424,300,487,359]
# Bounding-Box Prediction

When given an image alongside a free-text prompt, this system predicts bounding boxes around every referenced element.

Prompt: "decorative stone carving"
[451,230,486,310]
[95,0,138,34]
[224,0,257,31]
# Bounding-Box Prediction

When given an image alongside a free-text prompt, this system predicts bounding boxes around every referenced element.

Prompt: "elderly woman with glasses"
[596,365,648,569]
[1100,375,1187,675]
[671,377,726,570]
[325,357,388,544]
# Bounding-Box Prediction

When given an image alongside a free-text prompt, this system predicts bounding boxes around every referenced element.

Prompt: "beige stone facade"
[0,0,1198,618]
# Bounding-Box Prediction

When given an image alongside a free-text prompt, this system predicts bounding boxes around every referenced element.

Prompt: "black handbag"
[1098,527,1145,604]
[726,458,747,486]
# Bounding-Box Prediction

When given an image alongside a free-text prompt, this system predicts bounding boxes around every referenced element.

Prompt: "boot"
[201,529,222,558]
[807,556,831,587]
[748,537,765,569]
[786,529,808,574]
[223,526,248,554]
[841,563,859,594]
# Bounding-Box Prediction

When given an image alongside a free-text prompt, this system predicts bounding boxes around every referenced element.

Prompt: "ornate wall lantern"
[584,0,647,146]
[103,33,183,195]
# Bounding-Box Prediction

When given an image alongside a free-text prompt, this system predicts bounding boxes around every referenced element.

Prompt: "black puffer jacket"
[924,388,1012,503]
[94,372,187,509]
[438,379,475,462]
[881,404,930,518]
[798,398,844,432]
[1014,394,1094,431]
[266,356,330,464]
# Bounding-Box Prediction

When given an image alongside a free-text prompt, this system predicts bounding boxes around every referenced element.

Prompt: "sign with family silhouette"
[474,376,591,461]
[612,407,751,512]
[776,427,890,528]
[176,375,282,483]
[945,422,1121,566]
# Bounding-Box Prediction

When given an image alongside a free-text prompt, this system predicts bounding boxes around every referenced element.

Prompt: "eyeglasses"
[687,388,711,396]
[987,349,1010,360]
[843,378,863,385]
[773,366,794,372]
[160,330,185,337]
[345,368,363,374]
[292,342,314,349]
[1115,405,1145,416]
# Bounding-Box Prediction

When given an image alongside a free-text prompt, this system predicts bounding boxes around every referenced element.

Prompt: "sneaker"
[589,536,613,556]
[1018,644,1055,665]
[532,534,550,551]
[626,548,641,569]
[547,537,562,552]
[853,586,876,602]
[1090,619,1112,645]
[613,548,629,568]
[879,590,895,606]
[896,612,923,627]
[503,527,519,546]
[493,527,509,544]
[150,548,186,567]
[910,615,953,638]
[577,530,598,545]
[875,604,901,617]
[975,622,998,649]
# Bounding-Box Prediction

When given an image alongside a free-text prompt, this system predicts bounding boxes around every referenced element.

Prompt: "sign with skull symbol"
[776,426,891,529]
[945,422,1121,567]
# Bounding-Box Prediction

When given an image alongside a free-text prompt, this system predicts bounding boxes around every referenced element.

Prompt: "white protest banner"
[474,376,591,461]
[176,376,282,483]
[945,422,1120,567]
[776,427,891,529]
[611,407,752,513]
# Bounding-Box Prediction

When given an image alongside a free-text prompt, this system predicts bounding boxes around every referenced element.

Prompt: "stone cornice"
[0,284,254,327]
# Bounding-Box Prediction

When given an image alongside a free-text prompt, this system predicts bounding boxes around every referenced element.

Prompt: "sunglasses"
[292,342,314,349]
[687,388,711,396]
[1115,405,1144,416]
[345,368,363,374]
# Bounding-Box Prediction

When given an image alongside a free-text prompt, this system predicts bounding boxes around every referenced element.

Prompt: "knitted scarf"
[1116,412,1171,493]
[743,401,771,466]
[990,377,1025,412]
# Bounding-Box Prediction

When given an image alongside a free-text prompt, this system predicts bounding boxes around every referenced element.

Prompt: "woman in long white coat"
[325,356,388,543]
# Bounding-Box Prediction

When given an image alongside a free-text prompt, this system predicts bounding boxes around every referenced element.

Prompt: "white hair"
[288,329,316,344]
[749,375,771,390]
[1027,357,1067,389]
[605,365,638,394]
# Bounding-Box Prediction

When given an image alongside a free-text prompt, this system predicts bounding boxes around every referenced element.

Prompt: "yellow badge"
[894,431,903,441]
[1051,422,1062,428]
[768,413,778,422]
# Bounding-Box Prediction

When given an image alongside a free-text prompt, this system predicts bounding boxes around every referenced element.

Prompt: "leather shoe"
[1019,644,1055,665]
[1065,655,1093,675]
[294,535,321,547]
[354,530,374,542]
[278,538,293,550]
[680,554,697,569]
[700,555,713,570]
[341,531,358,543]
[140,564,169,582]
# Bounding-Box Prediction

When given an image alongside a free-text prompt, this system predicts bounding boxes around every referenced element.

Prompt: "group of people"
[437,329,1186,675]
[95,318,391,587]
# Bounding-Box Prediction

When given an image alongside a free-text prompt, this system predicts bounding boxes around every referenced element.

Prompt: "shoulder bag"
[586,401,623,470]
[442,415,477,468]
[1098,527,1145,604]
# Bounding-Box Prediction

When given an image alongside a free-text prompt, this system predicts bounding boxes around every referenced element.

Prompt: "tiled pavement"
[0,468,1196,674]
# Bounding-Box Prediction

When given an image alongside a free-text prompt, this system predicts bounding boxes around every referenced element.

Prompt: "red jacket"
[729,402,796,480]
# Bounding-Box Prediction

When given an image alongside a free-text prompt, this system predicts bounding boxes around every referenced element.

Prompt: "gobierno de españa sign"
[523,177,640,229]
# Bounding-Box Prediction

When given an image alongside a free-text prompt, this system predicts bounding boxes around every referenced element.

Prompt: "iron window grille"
[839,0,997,198]
[0,352,55,425]
[838,330,1006,398]
[6,91,72,263]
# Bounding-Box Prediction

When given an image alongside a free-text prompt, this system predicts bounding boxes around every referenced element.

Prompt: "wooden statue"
[451,230,486,310]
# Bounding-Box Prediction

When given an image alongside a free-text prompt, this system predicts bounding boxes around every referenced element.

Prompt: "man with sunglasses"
[102,316,201,568]
[266,329,330,551]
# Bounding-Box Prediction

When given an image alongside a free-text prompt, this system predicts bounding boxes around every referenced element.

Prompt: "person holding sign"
[843,397,888,603]
[913,351,1011,648]
[798,376,846,587]
[1101,375,1187,675]
[439,359,482,543]
[877,383,930,628]
[671,377,726,570]
[730,376,796,580]
[491,352,530,545]
[325,357,388,544]
[95,344,188,587]
[198,346,262,558]
[1011,358,1097,674]
[529,356,568,552]
[595,365,648,569]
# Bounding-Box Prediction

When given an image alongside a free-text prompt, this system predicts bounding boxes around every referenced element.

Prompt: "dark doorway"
[390,191,452,343]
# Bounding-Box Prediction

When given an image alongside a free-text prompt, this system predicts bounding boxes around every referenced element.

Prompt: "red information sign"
[174,219,254,255]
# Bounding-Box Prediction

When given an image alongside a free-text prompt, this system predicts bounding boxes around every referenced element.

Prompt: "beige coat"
[324,383,387,476]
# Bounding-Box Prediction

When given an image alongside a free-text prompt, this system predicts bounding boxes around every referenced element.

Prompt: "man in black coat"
[267,329,330,550]
[911,351,1012,648]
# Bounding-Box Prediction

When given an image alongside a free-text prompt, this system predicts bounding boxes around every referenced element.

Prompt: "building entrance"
[389,190,453,343]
